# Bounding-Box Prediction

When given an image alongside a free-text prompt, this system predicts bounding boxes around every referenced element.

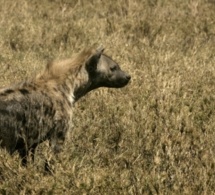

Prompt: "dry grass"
[0,0,215,194]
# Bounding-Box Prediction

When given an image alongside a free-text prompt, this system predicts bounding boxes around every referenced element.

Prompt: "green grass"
[0,0,215,194]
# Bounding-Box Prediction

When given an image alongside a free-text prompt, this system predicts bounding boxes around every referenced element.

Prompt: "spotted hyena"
[0,47,131,166]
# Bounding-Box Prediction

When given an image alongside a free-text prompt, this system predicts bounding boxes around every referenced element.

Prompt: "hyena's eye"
[110,66,117,72]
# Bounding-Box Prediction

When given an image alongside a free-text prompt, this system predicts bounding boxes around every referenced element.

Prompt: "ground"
[0,0,214,194]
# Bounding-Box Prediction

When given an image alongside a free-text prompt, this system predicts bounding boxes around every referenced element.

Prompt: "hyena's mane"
[36,48,95,83]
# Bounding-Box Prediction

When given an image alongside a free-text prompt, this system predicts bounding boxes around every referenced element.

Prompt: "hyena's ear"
[86,47,105,72]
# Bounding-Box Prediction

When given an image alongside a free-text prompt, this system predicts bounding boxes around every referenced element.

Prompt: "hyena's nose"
[126,74,131,81]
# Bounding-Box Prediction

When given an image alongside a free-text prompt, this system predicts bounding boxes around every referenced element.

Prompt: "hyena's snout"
[119,71,131,87]
[125,72,131,82]
[111,70,131,88]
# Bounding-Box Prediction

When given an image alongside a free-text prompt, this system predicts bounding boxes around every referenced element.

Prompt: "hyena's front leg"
[45,126,67,172]
[14,136,29,166]
[16,140,38,167]
[15,138,38,166]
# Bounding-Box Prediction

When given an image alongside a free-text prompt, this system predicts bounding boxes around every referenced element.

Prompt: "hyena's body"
[0,47,130,165]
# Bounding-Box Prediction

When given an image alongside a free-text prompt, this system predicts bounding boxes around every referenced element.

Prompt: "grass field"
[0,0,215,194]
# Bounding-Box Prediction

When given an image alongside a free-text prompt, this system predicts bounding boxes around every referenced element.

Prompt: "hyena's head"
[86,47,131,90]
[38,47,131,101]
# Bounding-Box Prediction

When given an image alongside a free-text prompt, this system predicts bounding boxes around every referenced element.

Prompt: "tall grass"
[0,0,214,194]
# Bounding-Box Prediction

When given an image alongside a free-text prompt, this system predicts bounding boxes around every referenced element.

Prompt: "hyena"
[0,47,131,167]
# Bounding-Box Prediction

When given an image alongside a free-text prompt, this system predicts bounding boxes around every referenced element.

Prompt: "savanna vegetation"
[0,0,215,194]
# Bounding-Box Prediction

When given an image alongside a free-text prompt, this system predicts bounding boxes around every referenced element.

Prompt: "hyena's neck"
[63,67,94,103]
[37,64,94,104]
[72,73,93,102]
